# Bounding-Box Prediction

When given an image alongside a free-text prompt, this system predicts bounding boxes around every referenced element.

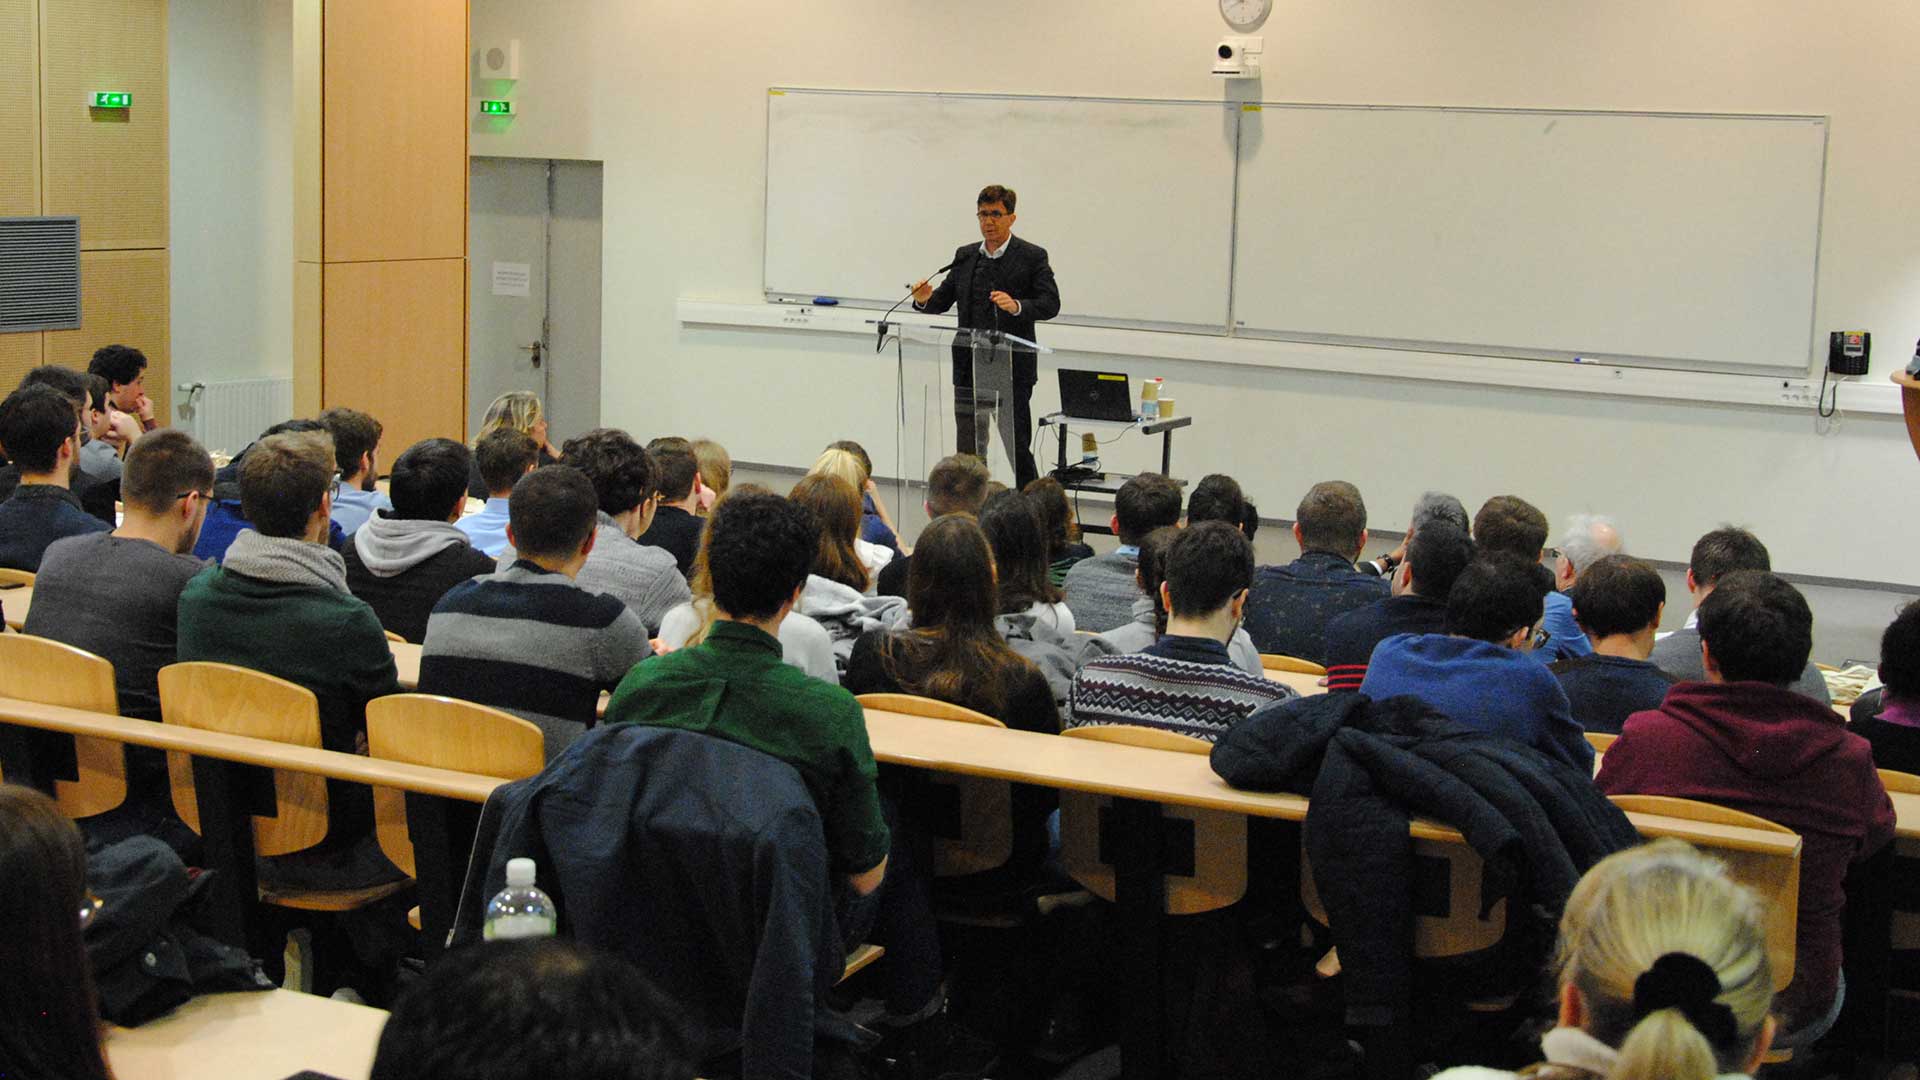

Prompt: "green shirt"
[605,619,890,873]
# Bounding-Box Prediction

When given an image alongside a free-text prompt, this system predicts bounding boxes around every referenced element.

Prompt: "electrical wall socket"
[1777,382,1819,407]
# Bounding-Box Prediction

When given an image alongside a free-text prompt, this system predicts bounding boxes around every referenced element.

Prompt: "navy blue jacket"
[0,483,110,571]
[1242,550,1389,664]
[452,725,864,1080]
[1546,653,1677,736]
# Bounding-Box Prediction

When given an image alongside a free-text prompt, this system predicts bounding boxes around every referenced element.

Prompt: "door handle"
[520,341,543,368]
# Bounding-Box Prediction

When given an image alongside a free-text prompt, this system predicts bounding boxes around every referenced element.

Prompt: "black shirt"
[636,504,704,579]
[1546,653,1679,736]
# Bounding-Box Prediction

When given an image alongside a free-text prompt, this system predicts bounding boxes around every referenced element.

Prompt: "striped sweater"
[1064,634,1296,743]
[419,560,652,760]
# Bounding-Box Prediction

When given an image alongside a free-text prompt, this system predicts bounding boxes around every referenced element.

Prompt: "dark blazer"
[916,235,1061,386]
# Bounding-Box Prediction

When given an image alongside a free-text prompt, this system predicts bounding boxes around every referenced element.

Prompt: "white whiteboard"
[1231,106,1827,374]
[765,89,1238,331]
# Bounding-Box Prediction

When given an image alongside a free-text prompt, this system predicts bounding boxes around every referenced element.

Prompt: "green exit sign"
[89,91,132,109]
[479,99,514,116]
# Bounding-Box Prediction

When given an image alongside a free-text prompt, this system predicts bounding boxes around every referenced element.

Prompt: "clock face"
[1219,0,1272,32]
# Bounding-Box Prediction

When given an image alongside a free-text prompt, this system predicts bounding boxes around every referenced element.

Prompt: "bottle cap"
[506,857,536,887]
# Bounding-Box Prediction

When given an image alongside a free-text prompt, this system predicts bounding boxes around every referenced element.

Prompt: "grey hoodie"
[351,517,472,579]
[223,529,350,593]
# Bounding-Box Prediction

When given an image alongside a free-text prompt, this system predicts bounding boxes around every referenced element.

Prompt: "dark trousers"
[953,383,1038,489]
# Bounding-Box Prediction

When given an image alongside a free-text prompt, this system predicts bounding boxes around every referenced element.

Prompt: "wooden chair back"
[1057,726,1248,915]
[383,629,406,644]
[1260,653,1328,676]
[0,569,34,587]
[0,635,127,817]
[366,694,544,877]
[1302,841,1509,959]
[1585,731,1617,753]
[857,693,1012,876]
[1608,794,1799,990]
[158,662,330,856]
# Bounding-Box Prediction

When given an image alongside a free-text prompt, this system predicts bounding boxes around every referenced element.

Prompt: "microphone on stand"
[876,260,957,353]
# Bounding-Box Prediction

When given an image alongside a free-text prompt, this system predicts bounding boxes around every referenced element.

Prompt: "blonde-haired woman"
[811,442,905,556]
[691,438,731,515]
[466,391,561,498]
[1435,839,1775,1080]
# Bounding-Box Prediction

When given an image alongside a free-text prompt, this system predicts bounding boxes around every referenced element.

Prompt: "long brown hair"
[884,515,1034,715]
[1022,476,1081,557]
[788,473,868,592]
[0,785,113,1080]
[1136,526,1182,638]
[979,490,1062,612]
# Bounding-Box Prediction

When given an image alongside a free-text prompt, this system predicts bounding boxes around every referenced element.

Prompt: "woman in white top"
[1434,839,1775,1080]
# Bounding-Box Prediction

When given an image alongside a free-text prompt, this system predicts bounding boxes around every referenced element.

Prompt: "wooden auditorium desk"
[1,584,30,629]
[105,988,388,1080]
[1263,667,1325,695]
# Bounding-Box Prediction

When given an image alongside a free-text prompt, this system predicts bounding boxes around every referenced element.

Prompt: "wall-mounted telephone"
[1829,330,1870,376]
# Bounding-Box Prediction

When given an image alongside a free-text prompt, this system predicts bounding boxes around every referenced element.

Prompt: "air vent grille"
[0,217,82,333]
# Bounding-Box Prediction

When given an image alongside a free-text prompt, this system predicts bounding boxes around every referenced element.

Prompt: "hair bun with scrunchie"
[1631,952,1739,1047]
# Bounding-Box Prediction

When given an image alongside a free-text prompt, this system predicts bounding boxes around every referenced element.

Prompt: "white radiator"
[174,378,293,460]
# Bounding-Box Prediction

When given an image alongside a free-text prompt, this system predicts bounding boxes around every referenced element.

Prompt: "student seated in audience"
[25,429,214,850]
[422,466,652,759]
[78,373,139,482]
[1362,553,1593,772]
[1062,471,1183,633]
[846,514,1059,735]
[690,436,730,514]
[88,342,160,432]
[637,436,707,576]
[369,939,692,1080]
[343,438,498,643]
[1472,494,1550,562]
[1323,519,1475,692]
[790,473,887,596]
[192,418,347,562]
[1023,475,1094,586]
[0,785,113,1080]
[1096,525,1266,675]
[1184,472,1246,531]
[980,489,1075,637]
[1547,555,1677,735]
[878,453,991,597]
[1431,839,1776,1080]
[1853,601,1920,775]
[456,426,538,557]
[0,366,118,523]
[319,406,392,536]
[1597,570,1892,1048]
[822,440,906,555]
[1067,521,1293,740]
[467,390,561,499]
[1536,513,1624,663]
[1242,479,1388,663]
[176,429,403,890]
[1649,526,1831,703]
[0,384,109,571]
[657,485,839,683]
[1357,491,1469,579]
[500,428,690,634]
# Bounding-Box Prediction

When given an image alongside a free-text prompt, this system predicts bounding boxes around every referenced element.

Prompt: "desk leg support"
[189,756,263,954]
[1112,797,1169,1080]
[405,792,480,962]
[1159,431,1173,477]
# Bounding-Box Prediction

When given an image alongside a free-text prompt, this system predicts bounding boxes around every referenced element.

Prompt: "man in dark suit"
[911,184,1060,488]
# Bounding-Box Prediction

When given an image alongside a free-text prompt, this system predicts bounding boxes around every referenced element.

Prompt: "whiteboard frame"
[763,86,1241,335]
[1227,101,1831,378]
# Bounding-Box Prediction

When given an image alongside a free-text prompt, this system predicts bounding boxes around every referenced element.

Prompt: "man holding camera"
[911,184,1061,488]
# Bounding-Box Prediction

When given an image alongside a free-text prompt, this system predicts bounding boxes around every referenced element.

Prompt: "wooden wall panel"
[322,0,466,262]
[39,0,168,250]
[322,259,465,454]
[293,261,321,417]
[42,250,169,418]
[0,0,38,216]
[0,333,44,394]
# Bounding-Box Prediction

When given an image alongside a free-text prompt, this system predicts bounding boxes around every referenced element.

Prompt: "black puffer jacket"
[1211,692,1638,1026]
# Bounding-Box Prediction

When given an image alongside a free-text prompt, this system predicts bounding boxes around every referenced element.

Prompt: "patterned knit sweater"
[1064,634,1295,742]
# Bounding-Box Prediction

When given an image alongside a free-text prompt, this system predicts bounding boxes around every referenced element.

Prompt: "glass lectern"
[871,321,1049,488]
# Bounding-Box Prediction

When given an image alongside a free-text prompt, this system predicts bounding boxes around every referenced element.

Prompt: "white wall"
[475,2,1920,584]
[168,0,294,391]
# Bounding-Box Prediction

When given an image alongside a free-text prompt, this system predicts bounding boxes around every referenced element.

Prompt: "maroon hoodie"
[1596,679,1894,1028]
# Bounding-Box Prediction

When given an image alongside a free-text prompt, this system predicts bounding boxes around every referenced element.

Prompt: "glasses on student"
[330,471,343,488]
[79,889,102,930]
[975,210,1008,220]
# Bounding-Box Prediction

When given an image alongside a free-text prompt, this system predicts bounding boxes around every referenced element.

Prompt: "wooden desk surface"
[1,584,30,629]
[105,989,388,1080]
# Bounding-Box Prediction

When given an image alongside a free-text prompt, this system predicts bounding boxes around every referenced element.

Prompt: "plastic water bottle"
[483,857,557,940]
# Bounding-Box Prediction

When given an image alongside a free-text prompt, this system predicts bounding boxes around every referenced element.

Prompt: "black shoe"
[879,1007,999,1080]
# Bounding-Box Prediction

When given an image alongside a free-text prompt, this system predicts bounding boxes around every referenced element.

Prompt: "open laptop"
[1057,369,1137,422]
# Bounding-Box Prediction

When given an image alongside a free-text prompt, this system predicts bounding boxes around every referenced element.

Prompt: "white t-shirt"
[854,538,894,596]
